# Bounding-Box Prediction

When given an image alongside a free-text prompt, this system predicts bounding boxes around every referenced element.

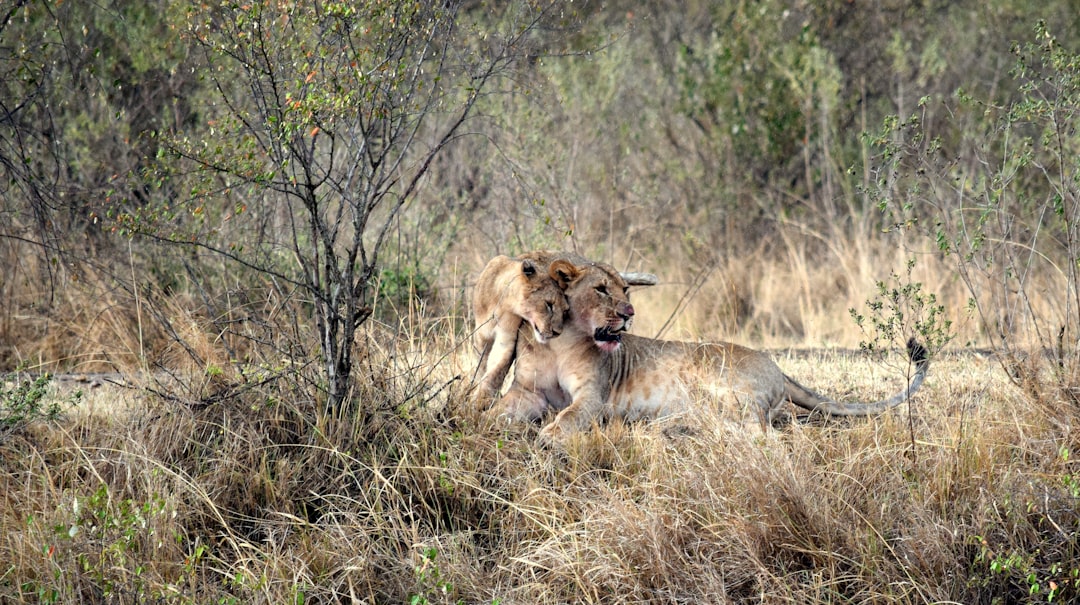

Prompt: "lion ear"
[548,259,580,289]
[521,259,538,277]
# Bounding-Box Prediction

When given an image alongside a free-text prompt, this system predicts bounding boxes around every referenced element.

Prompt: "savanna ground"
[5,1,1080,603]
[4,311,1078,604]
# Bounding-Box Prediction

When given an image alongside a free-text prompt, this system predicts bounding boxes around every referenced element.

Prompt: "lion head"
[550,259,635,353]
[517,257,570,343]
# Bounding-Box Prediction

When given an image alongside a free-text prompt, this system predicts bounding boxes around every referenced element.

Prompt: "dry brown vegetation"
[4,329,1079,603]
[5,0,1080,603]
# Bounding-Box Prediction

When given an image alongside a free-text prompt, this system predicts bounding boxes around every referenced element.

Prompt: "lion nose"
[618,303,635,321]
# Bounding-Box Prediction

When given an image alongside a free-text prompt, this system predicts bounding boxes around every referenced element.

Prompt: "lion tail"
[783,337,929,416]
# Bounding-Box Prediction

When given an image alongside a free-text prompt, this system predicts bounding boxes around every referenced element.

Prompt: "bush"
[0,371,73,442]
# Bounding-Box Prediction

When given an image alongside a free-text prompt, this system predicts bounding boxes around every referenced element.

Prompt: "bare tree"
[131,0,584,411]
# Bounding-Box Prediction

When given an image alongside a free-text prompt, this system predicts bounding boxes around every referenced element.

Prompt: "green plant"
[410,547,455,605]
[674,0,822,212]
[27,484,176,603]
[973,536,1079,603]
[1061,446,1080,499]
[74,485,169,599]
[0,370,74,441]
[850,258,954,356]
[850,257,953,457]
[378,263,434,314]
[867,20,1080,422]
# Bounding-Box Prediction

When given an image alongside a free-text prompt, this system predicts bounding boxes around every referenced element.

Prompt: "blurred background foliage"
[4,0,1080,371]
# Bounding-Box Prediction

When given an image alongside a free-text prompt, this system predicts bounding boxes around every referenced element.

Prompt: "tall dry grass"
[2,272,1079,603]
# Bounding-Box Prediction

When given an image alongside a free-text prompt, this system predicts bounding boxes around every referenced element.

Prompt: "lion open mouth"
[593,326,623,352]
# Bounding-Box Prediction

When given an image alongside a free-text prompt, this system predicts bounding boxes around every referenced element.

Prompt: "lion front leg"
[537,381,607,449]
[486,385,548,425]
[537,405,591,449]
[471,315,523,411]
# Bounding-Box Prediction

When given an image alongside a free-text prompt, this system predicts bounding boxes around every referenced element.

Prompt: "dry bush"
[0,250,150,374]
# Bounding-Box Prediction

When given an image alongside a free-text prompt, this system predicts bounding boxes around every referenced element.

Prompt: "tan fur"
[472,251,658,411]
[488,259,635,423]
[471,252,576,409]
[488,263,929,448]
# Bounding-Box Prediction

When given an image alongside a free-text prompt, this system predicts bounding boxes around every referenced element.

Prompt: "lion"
[471,252,576,408]
[471,251,657,410]
[487,261,929,448]
[487,258,638,423]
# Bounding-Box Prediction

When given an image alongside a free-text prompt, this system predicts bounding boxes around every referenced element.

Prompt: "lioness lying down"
[487,260,929,447]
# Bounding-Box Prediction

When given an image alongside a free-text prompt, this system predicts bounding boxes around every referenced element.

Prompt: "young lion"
[472,251,659,410]
[471,252,577,408]
[489,262,929,448]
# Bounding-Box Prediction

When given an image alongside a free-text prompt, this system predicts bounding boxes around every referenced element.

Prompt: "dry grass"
[616,234,969,351]
[2,230,1078,603]
[3,310,1079,604]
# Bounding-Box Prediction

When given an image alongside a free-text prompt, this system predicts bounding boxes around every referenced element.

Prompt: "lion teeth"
[594,326,622,343]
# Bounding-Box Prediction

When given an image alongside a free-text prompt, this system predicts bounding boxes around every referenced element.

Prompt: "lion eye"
[546,301,554,312]
[595,285,609,296]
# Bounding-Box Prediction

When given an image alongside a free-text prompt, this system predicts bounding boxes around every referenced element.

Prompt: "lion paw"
[469,389,496,414]
[537,421,567,450]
